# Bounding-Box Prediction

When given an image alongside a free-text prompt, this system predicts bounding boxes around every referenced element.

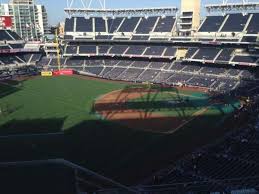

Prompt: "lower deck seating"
[37,56,255,92]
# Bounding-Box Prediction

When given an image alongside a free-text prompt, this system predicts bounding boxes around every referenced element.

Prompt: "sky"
[0,0,256,25]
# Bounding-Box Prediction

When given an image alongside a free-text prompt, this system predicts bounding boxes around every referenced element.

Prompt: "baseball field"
[0,75,241,184]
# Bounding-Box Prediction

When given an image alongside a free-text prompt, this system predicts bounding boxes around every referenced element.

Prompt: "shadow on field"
[0,111,247,185]
[0,118,66,136]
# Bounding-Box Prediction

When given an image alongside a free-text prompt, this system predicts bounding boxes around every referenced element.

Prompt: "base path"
[94,88,205,133]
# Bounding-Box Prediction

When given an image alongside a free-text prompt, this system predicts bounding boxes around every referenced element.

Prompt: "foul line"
[165,106,210,134]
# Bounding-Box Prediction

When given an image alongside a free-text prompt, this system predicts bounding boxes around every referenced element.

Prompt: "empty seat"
[66,45,78,54]
[107,18,124,33]
[118,17,140,32]
[109,46,128,55]
[95,17,106,32]
[241,36,257,42]
[246,13,259,34]
[216,49,234,62]
[65,18,75,32]
[0,30,13,41]
[126,46,146,55]
[144,46,166,56]
[136,17,158,34]
[193,48,221,60]
[154,16,176,32]
[76,17,93,32]
[185,48,198,58]
[131,36,149,40]
[232,55,258,63]
[164,47,177,57]
[98,45,111,54]
[79,45,96,54]
[221,13,249,32]
[199,16,225,32]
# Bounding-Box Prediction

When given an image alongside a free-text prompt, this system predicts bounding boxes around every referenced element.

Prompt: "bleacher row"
[64,44,177,59]
[199,13,259,34]
[65,16,176,34]
[0,66,38,80]
[64,44,259,65]
[39,57,255,91]
[0,53,41,67]
[0,30,23,41]
[185,47,259,65]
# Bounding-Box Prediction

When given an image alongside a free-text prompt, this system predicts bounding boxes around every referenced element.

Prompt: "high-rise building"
[0,0,49,40]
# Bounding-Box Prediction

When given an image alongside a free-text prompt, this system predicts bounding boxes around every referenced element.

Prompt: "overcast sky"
[0,0,257,25]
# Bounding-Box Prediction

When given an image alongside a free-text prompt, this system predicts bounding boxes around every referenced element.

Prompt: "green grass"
[0,76,126,131]
[0,76,241,184]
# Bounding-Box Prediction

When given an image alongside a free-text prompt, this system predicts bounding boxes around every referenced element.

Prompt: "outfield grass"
[0,76,126,132]
[0,76,241,184]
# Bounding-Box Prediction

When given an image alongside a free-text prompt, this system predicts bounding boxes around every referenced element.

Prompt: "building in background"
[0,0,49,41]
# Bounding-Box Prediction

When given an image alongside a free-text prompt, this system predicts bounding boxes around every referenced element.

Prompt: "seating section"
[0,30,23,41]
[95,18,106,32]
[107,18,124,33]
[65,18,74,32]
[246,13,259,34]
[40,56,255,92]
[136,17,158,34]
[76,17,93,32]
[79,45,96,54]
[154,16,175,32]
[193,48,221,60]
[199,16,225,32]
[64,44,178,59]
[118,17,140,32]
[221,13,249,32]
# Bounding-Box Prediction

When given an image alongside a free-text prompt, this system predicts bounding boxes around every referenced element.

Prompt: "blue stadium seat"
[79,45,97,54]
[118,17,140,32]
[144,46,166,56]
[193,48,221,60]
[199,16,225,32]
[136,17,158,34]
[76,17,93,32]
[107,18,124,33]
[246,13,259,34]
[95,17,106,32]
[126,46,146,55]
[221,13,249,32]
[154,16,176,32]
[64,18,74,32]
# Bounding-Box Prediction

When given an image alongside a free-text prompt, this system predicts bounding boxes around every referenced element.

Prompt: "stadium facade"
[0,0,49,40]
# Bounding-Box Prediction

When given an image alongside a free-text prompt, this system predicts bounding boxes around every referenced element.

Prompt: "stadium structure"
[1,0,259,193]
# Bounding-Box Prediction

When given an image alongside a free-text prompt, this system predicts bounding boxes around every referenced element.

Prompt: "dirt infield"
[94,88,203,133]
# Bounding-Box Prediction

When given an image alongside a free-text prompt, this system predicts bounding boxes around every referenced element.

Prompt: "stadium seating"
[192,48,221,60]
[76,17,93,32]
[154,16,176,32]
[95,17,106,32]
[136,17,158,34]
[118,17,140,32]
[221,13,249,32]
[199,16,225,32]
[65,18,75,32]
[246,13,259,34]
